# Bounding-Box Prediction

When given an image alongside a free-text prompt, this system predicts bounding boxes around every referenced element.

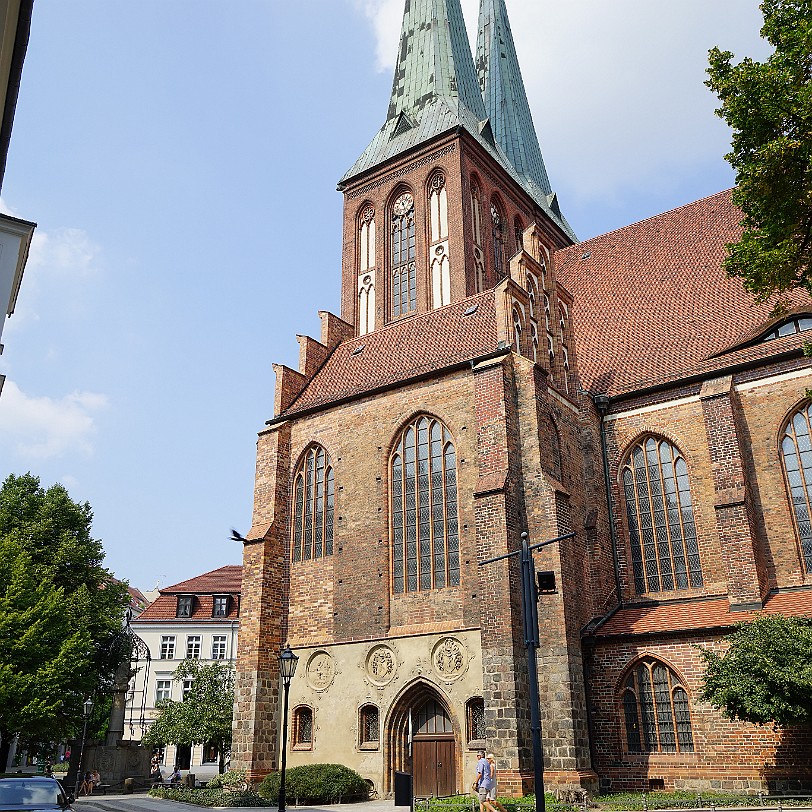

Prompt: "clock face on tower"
[393,192,414,216]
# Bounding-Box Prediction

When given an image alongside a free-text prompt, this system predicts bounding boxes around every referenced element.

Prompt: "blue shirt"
[476,757,493,790]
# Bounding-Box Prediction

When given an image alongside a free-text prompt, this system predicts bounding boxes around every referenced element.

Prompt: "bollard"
[697,794,703,809]
[759,792,765,807]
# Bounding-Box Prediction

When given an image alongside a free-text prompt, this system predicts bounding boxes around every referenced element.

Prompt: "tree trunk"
[0,731,12,773]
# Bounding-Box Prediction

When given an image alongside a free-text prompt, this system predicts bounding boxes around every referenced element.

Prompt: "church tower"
[233,0,599,798]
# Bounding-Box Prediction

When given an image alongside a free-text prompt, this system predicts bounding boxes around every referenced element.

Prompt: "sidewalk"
[75,796,398,812]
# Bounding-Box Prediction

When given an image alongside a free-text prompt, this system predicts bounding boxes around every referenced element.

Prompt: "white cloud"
[0,379,107,459]
[352,0,770,201]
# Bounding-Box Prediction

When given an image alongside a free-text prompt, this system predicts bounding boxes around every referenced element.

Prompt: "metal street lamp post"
[278,646,299,812]
[73,697,93,796]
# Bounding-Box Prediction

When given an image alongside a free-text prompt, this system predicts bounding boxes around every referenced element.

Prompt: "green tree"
[143,660,235,774]
[706,0,812,302]
[698,613,812,725]
[0,473,130,765]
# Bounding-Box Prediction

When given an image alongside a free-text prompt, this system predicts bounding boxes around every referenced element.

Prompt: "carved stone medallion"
[306,650,336,691]
[365,644,397,686]
[431,636,467,682]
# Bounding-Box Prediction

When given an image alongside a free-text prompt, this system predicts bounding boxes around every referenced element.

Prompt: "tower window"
[512,307,523,355]
[292,445,335,562]
[621,659,694,754]
[391,192,416,317]
[514,216,524,255]
[391,416,459,593]
[358,205,376,335]
[491,200,505,280]
[781,402,812,572]
[622,436,703,593]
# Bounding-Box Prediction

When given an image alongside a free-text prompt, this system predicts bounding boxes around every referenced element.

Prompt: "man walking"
[473,749,494,812]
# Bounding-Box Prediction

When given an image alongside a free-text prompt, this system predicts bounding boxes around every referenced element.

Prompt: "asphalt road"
[74,795,398,812]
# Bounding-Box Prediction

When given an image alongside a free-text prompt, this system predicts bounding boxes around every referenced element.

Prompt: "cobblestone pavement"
[74,795,398,812]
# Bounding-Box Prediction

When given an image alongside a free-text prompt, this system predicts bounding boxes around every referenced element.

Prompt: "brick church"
[232,0,812,796]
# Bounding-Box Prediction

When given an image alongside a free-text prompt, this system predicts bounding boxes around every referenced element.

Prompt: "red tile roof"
[555,190,812,398]
[283,292,500,416]
[592,589,812,638]
[134,566,242,623]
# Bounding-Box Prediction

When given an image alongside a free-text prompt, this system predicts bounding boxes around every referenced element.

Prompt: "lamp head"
[279,645,299,685]
[83,697,94,718]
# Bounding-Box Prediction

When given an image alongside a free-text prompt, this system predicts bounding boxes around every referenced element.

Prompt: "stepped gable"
[555,189,812,398]
[593,588,812,638]
[281,291,499,417]
[136,565,242,622]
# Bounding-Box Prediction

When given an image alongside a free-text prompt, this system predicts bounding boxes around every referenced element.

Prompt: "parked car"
[0,777,74,812]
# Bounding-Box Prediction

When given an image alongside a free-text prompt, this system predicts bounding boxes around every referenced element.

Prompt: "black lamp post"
[278,646,298,812]
[73,697,93,796]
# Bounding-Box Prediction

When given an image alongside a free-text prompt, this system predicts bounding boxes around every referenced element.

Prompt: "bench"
[94,784,111,795]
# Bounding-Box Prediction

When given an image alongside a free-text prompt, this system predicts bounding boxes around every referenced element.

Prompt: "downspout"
[593,394,622,610]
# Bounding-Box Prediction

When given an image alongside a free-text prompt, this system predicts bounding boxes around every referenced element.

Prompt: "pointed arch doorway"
[387,682,458,798]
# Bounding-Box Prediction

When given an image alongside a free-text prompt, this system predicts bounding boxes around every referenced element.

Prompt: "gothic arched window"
[526,274,538,318]
[512,307,523,355]
[391,191,416,317]
[491,199,505,280]
[391,416,459,593]
[780,402,812,572]
[292,445,334,563]
[358,205,376,335]
[428,173,450,308]
[471,180,484,293]
[514,216,524,255]
[622,436,702,593]
[621,659,694,754]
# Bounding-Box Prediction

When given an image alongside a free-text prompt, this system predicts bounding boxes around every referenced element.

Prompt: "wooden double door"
[413,737,455,798]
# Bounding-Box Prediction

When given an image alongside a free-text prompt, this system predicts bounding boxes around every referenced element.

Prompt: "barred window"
[781,402,812,572]
[293,706,313,748]
[391,191,416,317]
[466,697,486,741]
[622,436,702,593]
[391,416,459,593]
[622,659,694,754]
[359,705,379,746]
[292,445,335,563]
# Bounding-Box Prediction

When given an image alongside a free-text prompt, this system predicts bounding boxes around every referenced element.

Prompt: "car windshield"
[0,781,63,807]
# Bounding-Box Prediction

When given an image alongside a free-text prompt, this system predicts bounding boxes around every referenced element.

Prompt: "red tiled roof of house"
[283,292,500,416]
[134,566,242,622]
[555,190,812,398]
[592,589,812,637]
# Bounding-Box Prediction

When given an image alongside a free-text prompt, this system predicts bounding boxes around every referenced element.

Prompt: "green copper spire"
[341,0,487,184]
[476,0,575,238]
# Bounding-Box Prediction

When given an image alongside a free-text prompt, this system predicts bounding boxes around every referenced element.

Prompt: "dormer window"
[176,595,193,618]
[212,595,230,617]
[762,315,812,341]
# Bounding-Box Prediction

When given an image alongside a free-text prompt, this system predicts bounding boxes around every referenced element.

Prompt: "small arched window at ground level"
[622,659,694,754]
[622,436,703,594]
[781,402,812,572]
[466,697,486,742]
[293,706,313,749]
[359,705,380,748]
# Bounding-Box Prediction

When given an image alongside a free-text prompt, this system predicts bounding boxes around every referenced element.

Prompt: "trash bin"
[183,773,196,788]
[394,771,412,808]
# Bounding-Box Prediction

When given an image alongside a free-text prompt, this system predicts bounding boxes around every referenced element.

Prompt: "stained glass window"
[622,436,702,594]
[292,446,334,563]
[392,192,416,317]
[622,659,694,754]
[391,416,459,592]
[491,201,505,280]
[780,403,812,572]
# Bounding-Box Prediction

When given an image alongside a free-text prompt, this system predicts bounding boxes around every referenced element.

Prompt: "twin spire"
[341,0,573,239]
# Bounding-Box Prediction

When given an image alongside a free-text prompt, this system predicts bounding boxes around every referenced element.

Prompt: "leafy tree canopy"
[698,613,812,726]
[143,660,235,772]
[706,0,812,302]
[0,473,130,746]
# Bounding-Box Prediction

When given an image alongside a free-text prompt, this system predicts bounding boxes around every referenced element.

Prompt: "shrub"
[148,786,273,807]
[257,764,368,804]
[207,770,250,790]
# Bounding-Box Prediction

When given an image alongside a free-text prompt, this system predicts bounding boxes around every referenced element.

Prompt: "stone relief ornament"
[432,637,467,681]
[306,650,336,691]
[365,644,397,686]
[362,206,375,222]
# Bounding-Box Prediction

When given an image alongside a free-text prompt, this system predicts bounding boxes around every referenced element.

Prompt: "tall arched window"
[391,416,459,593]
[514,216,524,255]
[358,205,376,335]
[391,191,416,317]
[526,274,538,318]
[621,659,694,754]
[292,445,335,562]
[622,437,702,593]
[781,402,812,572]
[530,322,539,363]
[471,180,484,293]
[512,307,523,354]
[491,199,505,280]
[428,173,450,308]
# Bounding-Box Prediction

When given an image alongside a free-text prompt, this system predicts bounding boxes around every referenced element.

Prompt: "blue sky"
[0,0,769,591]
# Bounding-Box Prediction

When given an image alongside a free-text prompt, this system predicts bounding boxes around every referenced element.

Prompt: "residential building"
[232,0,812,797]
[127,566,241,778]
